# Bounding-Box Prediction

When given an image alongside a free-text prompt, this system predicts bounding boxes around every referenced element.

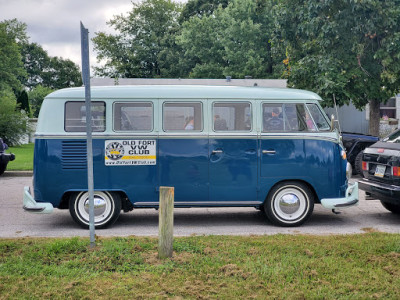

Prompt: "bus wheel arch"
[264,180,315,227]
[69,191,121,229]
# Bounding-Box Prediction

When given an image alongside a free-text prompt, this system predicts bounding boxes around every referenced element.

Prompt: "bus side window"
[213,102,252,131]
[262,103,315,132]
[113,102,153,132]
[163,102,203,131]
[283,103,308,132]
[295,104,314,131]
[65,101,106,132]
[262,104,284,132]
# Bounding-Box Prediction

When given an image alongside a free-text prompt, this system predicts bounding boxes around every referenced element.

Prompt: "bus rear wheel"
[69,191,121,229]
[264,181,314,227]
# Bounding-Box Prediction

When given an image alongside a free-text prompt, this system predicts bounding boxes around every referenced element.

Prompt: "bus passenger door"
[259,103,309,197]
[209,102,258,204]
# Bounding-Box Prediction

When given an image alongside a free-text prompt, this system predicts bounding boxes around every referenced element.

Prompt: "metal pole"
[80,22,95,247]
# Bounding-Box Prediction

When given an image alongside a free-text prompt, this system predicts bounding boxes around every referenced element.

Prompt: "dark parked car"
[0,138,15,176]
[359,129,400,214]
[341,132,379,175]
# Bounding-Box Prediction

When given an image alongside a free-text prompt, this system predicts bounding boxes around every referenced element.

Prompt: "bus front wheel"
[264,181,314,227]
[69,191,121,229]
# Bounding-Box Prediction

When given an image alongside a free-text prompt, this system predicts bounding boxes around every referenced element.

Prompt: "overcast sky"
[0,0,145,68]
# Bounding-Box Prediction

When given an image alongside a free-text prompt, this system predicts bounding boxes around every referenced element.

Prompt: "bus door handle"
[262,149,276,155]
[211,150,223,155]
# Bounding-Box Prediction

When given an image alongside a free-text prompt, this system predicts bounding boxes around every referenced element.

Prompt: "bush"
[0,89,30,146]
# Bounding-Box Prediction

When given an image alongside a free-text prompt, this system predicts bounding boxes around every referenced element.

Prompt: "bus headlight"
[346,162,352,181]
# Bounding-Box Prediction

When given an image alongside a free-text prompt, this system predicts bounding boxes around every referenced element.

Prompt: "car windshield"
[383,129,400,143]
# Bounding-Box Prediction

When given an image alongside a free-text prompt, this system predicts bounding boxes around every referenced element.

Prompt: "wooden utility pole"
[158,187,174,259]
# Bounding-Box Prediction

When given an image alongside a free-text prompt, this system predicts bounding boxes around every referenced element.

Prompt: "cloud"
[0,0,187,68]
[0,0,134,66]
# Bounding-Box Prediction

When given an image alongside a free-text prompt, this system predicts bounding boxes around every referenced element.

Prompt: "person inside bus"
[305,111,316,131]
[184,116,194,130]
[264,107,283,131]
[214,114,228,131]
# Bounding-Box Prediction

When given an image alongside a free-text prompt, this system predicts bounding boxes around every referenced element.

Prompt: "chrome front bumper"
[320,182,359,210]
[23,186,53,214]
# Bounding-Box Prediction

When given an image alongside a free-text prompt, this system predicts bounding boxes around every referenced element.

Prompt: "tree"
[0,19,29,145]
[42,56,82,89]
[177,12,225,77]
[20,42,82,90]
[157,25,191,78]
[1,18,28,44]
[0,18,80,144]
[93,0,183,78]
[16,90,30,115]
[0,22,26,91]
[219,0,276,78]
[272,0,400,135]
[179,0,230,23]
[19,42,50,89]
[28,85,54,118]
[177,0,278,78]
[0,89,29,146]
[1,19,82,91]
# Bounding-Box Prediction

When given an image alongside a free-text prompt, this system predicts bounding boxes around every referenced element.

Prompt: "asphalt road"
[1,175,399,238]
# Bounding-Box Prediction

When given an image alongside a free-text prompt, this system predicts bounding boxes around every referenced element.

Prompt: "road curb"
[2,171,33,177]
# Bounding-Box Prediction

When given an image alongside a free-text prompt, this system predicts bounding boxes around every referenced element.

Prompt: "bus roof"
[46,85,322,101]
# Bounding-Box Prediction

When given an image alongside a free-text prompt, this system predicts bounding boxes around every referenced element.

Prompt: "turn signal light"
[341,150,347,160]
[362,161,368,171]
[393,166,400,177]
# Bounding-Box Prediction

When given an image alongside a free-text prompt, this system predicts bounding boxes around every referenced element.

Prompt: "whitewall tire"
[69,191,121,229]
[264,181,314,227]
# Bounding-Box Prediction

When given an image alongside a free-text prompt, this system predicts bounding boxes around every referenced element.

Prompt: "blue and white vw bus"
[23,85,358,228]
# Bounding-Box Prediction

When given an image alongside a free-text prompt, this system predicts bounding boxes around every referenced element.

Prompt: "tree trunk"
[368,99,381,136]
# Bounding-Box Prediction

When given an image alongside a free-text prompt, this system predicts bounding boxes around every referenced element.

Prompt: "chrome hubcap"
[273,187,308,221]
[84,195,107,216]
[279,193,300,215]
[76,192,113,225]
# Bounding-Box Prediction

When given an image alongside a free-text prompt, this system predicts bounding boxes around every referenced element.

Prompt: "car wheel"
[380,200,400,215]
[355,150,364,177]
[264,181,314,227]
[69,191,121,229]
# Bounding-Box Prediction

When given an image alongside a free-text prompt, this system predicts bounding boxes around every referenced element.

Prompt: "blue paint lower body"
[33,137,347,209]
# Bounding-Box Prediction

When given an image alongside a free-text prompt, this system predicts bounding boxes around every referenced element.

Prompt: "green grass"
[6,143,34,171]
[0,233,399,299]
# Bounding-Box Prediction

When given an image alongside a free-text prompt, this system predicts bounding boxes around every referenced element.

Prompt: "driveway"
[1,175,399,238]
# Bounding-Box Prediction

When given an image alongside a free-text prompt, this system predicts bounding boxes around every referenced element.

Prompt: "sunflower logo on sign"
[105,142,124,160]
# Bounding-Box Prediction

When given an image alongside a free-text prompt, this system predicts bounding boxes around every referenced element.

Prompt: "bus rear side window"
[114,102,153,132]
[163,102,202,131]
[65,102,106,132]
